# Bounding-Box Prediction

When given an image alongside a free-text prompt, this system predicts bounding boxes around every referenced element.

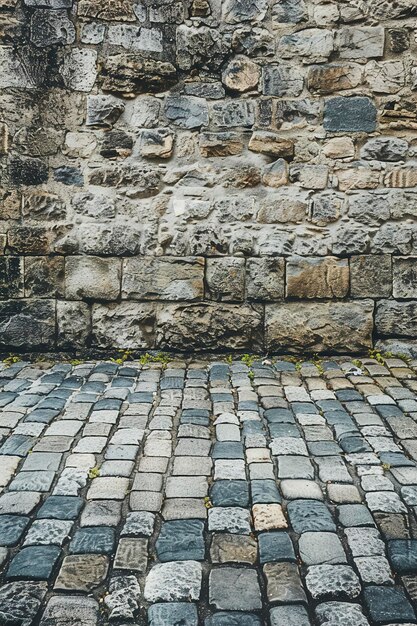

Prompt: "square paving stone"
[354,556,394,585]
[70,527,116,554]
[214,460,246,481]
[9,471,55,493]
[144,561,202,602]
[205,612,262,626]
[259,532,295,564]
[55,554,109,591]
[87,477,129,500]
[114,537,148,571]
[315,602,369,626]
[130,491,163,512]
[253,504,287,531]
[100,460,134,477]
[270,438,308,456]
[156,519,205,562]
[264,562,307,604]
[299,532,347,566]
[251,479,281,504]
[0,435,35,456]
[364,586,416,623]
[270,605,311,626]
[309,442,342,456]
[337,504,375,527]
[277,456,314,480]
[209,567,262,611]
[345,528,385,557]
[162,498,207,520]
[133,472,163,492]
[21,452,62,472]
[175,439,211,456]
[281,480,324,501]
[6,545,61,580]
[208,507,251,534]
[23,519,73,547]
[0,491,42,515]
[0,515,30,546]
[0,581,48,626]
[269,423,301,438]
[327,484,361,504]
[172,456,213,476]
[103,443,139,460]
[210,481,249,507]
[287,500,336,533]
[388,540,417,573]
[212,442,244,460]
[40,596,98,626]
[148,602,198,626]
[210,533,257,564]
[45,420,82,437]
[121,511,155,537]
[33,436,72,453]
[305,565,361,601]
[80,500,122,527]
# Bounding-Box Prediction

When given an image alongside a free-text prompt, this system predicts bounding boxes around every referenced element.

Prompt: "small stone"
[156,520,205,562]
[37,496,83,520]
[270,605,311,626]
[287,500,336,533]
[55,555,109,591]
[87,477,129,500]
[70,527,115,554]
[264,562,307,604]
[315,602,370,626]
[364,586,416,623]
[24,519,72,546]
[209,567,262,611]
[210,533,257,564]
[354,556,394,585]
[0,581,47,626]
[40,596,98,626]
[253,504,287,531]
[259,532,295,564]
[222,56,260,93]
[121,511,155,537]
[306,565,361,600]
[208,507,252,534]
[114,538,148,572]
[148,603,198,626]
[299,532,346,565]
[7,546,61,580]
[281,480,323,500]
[144,561,202,602]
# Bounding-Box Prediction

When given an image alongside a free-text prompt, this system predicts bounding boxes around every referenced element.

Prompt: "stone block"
[24,256,64,298]
[139,129,174,159]
[0,299,55,349]
[122,257,204,301]
[65,256,121,300]
[350,255,392,298]
[286,256,349,299]
[308,63,362,93]
[0,257,23,298]
[222,57,260,93]
[266,300,374,353]
[211,101,255,128]
[249,132,294,158]
[222,0,268,23]
[337,27,385,59]
[57,300,91,349]
[376,300,417,338]
[393,258,417,298]
[272,0,307,23]
[365,60,405,94]
[176,25,228,71]
[278,29,333,61]
[92,302,156,348]
[199,133,244,157]
[206,258,245,302]
[78,0,136,20]
[100,54,177,94]
[361,137,408,162]
[164,96,208,129]
[262,65,303,97]
[324,97,377,133]
[60,49,97,93]
[246,258,285,301]
[30,9,75,47]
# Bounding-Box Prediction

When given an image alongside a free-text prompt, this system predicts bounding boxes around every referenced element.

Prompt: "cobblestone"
[1,356,417,623]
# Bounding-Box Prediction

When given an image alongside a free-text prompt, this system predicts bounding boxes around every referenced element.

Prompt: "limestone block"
[222,57,260,93]
[199,132,244,157]
[278,29,333,61]
[92,302,156,348]
[365,61,405,94]
[60,49,97,93]
[164,96,208,129]
[65,256,121,300]
[0,299,56,349]
[361,137,408,162]
[246,258,285,301]
[206,258,245,302]
[272,0,307,23]
[30,10,75,47]
[78,0,136,20]
[337,27,385,59]
[176,25,229,71]
[266,300,374,353]
[308,64,362,94]
[376,301,417,338]
[139,129,174,159]
[393,257,417,298]
[286,257,349,299]
[249,132,294,158]
[0,257,23,299]
[122,257,204,301]
[350,255,392,298]
[100,54,177,94]
[57,301,91,349]
[156,303,263,352]
[262,65,303,97]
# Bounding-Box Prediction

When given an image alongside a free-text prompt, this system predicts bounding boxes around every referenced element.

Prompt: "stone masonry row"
[1,0,417,353]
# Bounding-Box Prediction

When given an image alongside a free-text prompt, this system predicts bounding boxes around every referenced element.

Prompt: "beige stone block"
[286,256,349,299]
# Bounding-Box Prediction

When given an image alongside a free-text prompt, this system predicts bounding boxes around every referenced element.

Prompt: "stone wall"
[1,0,417,355]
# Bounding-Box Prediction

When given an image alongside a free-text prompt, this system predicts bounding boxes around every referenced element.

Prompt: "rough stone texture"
[0,1,415,354]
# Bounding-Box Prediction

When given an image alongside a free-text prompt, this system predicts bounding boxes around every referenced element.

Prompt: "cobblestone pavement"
[1,356,417,625]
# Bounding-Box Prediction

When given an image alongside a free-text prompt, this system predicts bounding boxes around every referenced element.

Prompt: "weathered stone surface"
[222,57,260,93]
[92,302,156,349]
[0,300,55,349]
[122,257,203,301]
[266,301,374,353]
[308,64,362,94]
[65,256,121,301]
[55,555,108,591]
[376,300,417,338]
[286,257,349,299]
[249,132,294,158]
[78,0,136,21]
[0,582,47,626]
[209,567,262,610]
[101,54,177,94]
[144,561,202,602]
[40,596,98,626]
[324,97,377,132]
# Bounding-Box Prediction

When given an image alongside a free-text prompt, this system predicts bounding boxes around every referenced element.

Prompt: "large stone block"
[30,10,75,47]
[122,257,204,301]
[164,96,208,129]
[265,301,374,354]
[206,258,245,302]
[262,65,303,97]
[350,255,392,298]
[286,257,349,299]
[8,227,55,255]
[0,299,56,349]
[222,0,269,23]
[57,301,91,349]
[376,300,417,338]
[65,256,121,301]
[92,302,156,349]
[278,29,333,61]
[246,258,285,301]
[156,303,263,352]
[272,0,307,23]
[60,49,97,93]
[324,97,377,133]
[176,26,229,71]
[393,258,417,298]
